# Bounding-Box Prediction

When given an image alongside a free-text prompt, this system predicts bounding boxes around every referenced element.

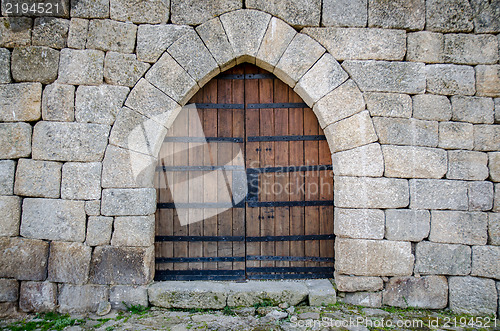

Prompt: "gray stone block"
[14,159,62,198]
[90,246,154,285]
[449,276,497,316]
[0,279,18,302]
[67,18,88,49]
[410,179,469,210]
[58,284,109,313]
[471,0,500,33]
[110,0,169,24]
[101,188,156,216]
[0,196,21,237]
[426,0,474,32]
[0,48,10,83]
[476,65,500,97]
[415,241,471,275]
[0,123,31,159]
[334,208,384,239]
[365,92,411,118]
[48,241,91,284]
[343,60,425,94]
[325,111,377,153]
[368,0,424,30]
[149,281,228,309]
[430,211,488,245]
[255,17,296,72]
[246,0,320,27]
[489,213,500,245]
[42,83,75,121]
[0,17,32,48]
[21,198,86,242]
[85,200,100,216]
[472,245,500,279]
[490,153,500,182]
[136,24,191,63]
[196,18,236,71]
[447,150,489,181]
[468,181,493,211]
[494,183,500,212]
[335,238,413,276]
[474,124,500,151]
[383,276,448,309]
[11,47,59,84]
[61,162,102,200]
[104,52,150,88]
[0,82,42,121]
[70,0,109,18]
[111,215,155,247]
[75,84,129,125]
[171,0,241,25]
[87,19,137,54]
[406,32,444,63]
[228,281,309,307]
[110,285,148,310]
[19,281,57,312]
[385,209,430,242]
[322,0,367,27]
[331,143,384,177]
[58,48,104,85]
[306,279,336,306]
[334,273,383,292]
[451,96,494,124]
[373,117,438,147]
[425,64,475,96]
[32,17,69,49]
[412,94,451,121]
[438,121,473,150]
[32,122,110,162]
[86,216,113,246]
[0,160,15,195]
[0,237,49,281]
[342,292,382,308]
[444,34,498,65]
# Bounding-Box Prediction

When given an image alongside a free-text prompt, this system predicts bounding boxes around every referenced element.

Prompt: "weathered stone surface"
[383,276,447,309]
[87,19,136,54]
[21,199,86,242]
[495,184,500,212]
[342,292,382,308]
[61,162,102,200]
[425,64,475,96]
[101,188,156,216]
[334,208,384,239]
[58,49,104,85]
[415,242,471,275]
[0,160,15,195]
[48,241,91,284]
[146,52,198,104]
[332,143,384,177]
[474,125,500,151]
[406,32,444,63]
[194,19,234,71]
[344,60,425,94]
[19,282,57,312]
[255,17,295,72]
[0,123,31,159]
[110,285,148,310]
[438,121,473,150]
[471,0,500,33]
[70,0,109,18]
[246,0,320,27]
[67,18,88,49]
[0,17,32,47]
[373,117,438,147]
[295,53,348,106]
[86,216,113,246]
[426,0,474,32]
[32,17,69,49]
[14,159,62,198]
[149,281,228,309]
[449,276,497,315]
[368,0,424,30]
[58,284,109,313]
[430,211,488,245]
[0,196,21,236]
[410,179,468,210]
[0,237,49,281]
[334,274,383,292]
[171,0,241,25]
[0,48,10,83]
[0,279,18,302]
[111,215,155,247]
[451,96,494,124]
[476,65,500,97]
[365,93,411,118]
[11,47,59,84]
[447,150,489,180]
[385,209,430,242]
[490,213,500,245]
[75,85,129,124]
[335,176,408,209]
[472,246,500,279]
[306,279,336,306]
[324,111,377,153]
[468,181,493,211]
[136,24,191,63]
[490,153,500,182]
[110,0,168,24]
[322,0,367,27]
[0,82,41,121]
[229,281,309,307]
[274,33,325,87]
[32,122,110,162]
[85,200,100,216]
[90,246,154,285]
[313,79,365,128]
[444,34,498,65]
[42,83,75,121]
[104,52,150,88]
[412,94,451,121]
[335,238,414,276]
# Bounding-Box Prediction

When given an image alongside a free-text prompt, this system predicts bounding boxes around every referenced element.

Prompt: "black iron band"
[195,103,244,109]
[163,136,244,143]
[156,256,245,263]
[247,135,326,142]
[217,73,275,80]
[247,103,308,109]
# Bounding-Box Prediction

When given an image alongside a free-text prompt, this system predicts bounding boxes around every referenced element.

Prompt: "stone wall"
[0,0,499,316]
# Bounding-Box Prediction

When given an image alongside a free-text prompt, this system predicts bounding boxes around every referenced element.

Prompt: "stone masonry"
[0,0,499,317]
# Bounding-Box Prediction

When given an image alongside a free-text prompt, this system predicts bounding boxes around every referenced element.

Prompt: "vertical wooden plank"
[318,127,334,268]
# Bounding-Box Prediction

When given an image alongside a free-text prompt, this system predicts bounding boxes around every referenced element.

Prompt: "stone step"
[148,279,336,309]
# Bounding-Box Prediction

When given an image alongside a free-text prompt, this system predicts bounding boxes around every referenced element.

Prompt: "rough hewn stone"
[412,94,451,121]
[136,24,191,63]
[451,96,494,124]
[438,121,473,150]
[171,0,241,25]
[75,85,129,125]
[104,52,150,88]
[324,111,377,153]
[365,93,411,118]
[111,215,155,247]
[322,0,367,27]
[58,284,109,313]
[474,125,500,151]
[149,281,228,309]
[334,274,383,292]
[70,0,109,18]
[61,162,102,200]
[385,209,430,242]
[306,279,336,306]
[444,34,498,65]
[342,292,382,308]
[495,183,500,212]
[228,281,309,307]
[471,0,500,33]
[11,47,59,84]
[334,208,384,239]
[332,143,384,177]
[110,0,168,24]
[86,216,113,246]
[0,196,21,237]
[406,32,444,63]
[472,246,500,279]
[0,237,49,281]
[476,65,500,97]
[447,150,488,180]
[449,276,497,315]
[490,152,500,182]
[85,200,100,216]
[410,179,468,210]
[415,242,471,275]
[426,0,474,32]
[0,82,41,121]
[48,241,91,284]
[425,64,475,96]
[67,18,88,49]
[19,282,57,312]
[0,17,32,47]
[87,19,136,54]
[383,276,447,309]
[32,122,110,162]
[246,0,320,27]
[430,211,488,245]
[0,279,18,302]
[21,198,86,242]
[489,213,500,245]
[110,285,148,310]
[373,117,438,147]
[255,17,296,72]
[0,160,15,195]
[58,49,104,85]
[368,0,424,30]
[90,246,154,285]
[0,123,31,159]
[0,48,10,83]
[14,159,62,198]
[101,188,156,216]
[468,181,493,211]
[32,17,69,49]
[42,83,75,121]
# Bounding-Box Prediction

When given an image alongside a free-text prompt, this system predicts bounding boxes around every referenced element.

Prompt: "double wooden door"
[155,64,334,280]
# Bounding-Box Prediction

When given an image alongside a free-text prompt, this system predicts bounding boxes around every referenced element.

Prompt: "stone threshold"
[148,279,336,309]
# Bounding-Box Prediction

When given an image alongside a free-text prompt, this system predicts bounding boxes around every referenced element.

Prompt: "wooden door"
[155,64,334,281]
